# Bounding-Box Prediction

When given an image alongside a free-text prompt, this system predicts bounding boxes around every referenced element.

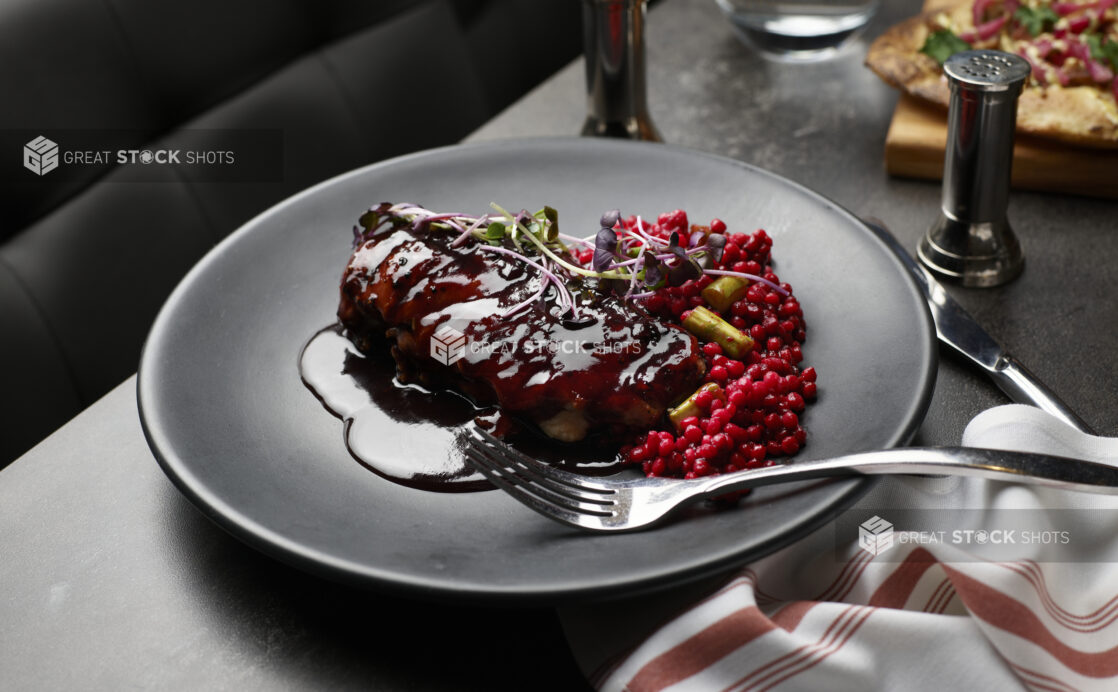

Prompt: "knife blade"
[863,218,1093,434]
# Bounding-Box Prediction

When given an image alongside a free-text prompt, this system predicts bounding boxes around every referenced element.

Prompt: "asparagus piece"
[682,306,755,359]
[701,276,749,313]
[668,383,724,430]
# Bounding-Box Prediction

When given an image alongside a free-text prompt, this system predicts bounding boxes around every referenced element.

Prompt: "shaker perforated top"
[943,50,1031,92]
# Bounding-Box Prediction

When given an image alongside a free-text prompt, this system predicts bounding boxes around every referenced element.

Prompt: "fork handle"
[697,446,1118,499]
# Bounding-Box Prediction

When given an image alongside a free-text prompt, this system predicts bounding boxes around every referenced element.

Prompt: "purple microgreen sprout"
[477,244,575,318]
[705,269,788,296]
[488,202,623,280]
[452,214,490,247]
[642,254,664,289]
[626,241,647,295]
[369,203,787,321]
[593,225,618,273]
[631,215,662,247]
[705,233,727,264]
[666,231,703,285]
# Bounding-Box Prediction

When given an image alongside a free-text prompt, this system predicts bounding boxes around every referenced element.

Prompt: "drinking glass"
[713,0,881,62]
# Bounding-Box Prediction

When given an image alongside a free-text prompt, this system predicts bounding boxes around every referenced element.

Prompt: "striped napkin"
[560,405,1118,691]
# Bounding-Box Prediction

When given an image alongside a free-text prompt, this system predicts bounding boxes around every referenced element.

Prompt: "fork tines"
[463,427,618,521]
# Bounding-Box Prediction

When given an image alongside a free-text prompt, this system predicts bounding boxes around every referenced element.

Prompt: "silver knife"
[863,218,1093,434]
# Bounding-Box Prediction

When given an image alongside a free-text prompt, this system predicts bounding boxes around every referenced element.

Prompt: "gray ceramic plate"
[138,138,935,604]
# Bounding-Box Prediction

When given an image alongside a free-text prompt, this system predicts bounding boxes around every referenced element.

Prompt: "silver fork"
[463,428,1118,533]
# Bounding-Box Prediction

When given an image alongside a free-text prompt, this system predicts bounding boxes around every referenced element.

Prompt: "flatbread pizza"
[866,0,1118,148]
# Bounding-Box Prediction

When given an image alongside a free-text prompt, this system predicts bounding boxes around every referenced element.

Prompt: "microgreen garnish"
[642,254,664,289]
[706,233,727,264]
[593,211,620,273]
[352,202,787,321]
[667,231,704,286]
[485,222,506,243]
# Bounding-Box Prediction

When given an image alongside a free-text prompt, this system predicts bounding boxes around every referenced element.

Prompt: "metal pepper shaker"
[918,50,1031,287]
[581,0,661,141]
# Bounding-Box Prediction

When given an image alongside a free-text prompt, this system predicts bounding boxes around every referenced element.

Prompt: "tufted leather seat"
[0,0,582,466]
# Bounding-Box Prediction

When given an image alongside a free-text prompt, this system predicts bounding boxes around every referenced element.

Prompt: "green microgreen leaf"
[485,222,506,241]
[542,206,559,242]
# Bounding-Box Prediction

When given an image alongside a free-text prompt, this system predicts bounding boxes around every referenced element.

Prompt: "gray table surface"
[3,0,1115,689]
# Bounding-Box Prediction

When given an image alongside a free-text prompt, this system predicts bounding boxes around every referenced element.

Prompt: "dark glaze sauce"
[303,220,705,493]
[337,228,705,439]
[300,325,632,493]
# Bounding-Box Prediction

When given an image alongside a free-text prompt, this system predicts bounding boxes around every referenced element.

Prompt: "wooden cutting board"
[882,0,1118,199]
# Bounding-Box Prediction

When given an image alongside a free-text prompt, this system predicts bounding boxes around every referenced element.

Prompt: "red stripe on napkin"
[818,550,872,602]
[923,577,952,613]
[587,575,756,688]
[1010,663,1081,692]
[769,600,816,632]
[999,560,1118,630]
[945,566,1118,677]
[756,607,877,691]
[732,605,875,691]
[867,547,937,608]
[626,606,777,692]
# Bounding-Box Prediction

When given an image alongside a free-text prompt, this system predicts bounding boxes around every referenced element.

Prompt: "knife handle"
[991,355,1094,434]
